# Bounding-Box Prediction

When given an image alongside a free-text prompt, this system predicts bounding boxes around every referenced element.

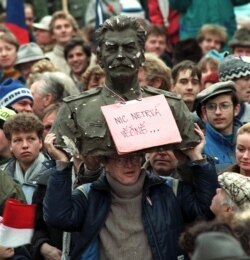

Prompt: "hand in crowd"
[44,133,69,162]
[40,242,62,260]
[175,123,205,163]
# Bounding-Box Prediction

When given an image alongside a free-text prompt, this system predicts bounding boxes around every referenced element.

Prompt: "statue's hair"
[96,15,146,50]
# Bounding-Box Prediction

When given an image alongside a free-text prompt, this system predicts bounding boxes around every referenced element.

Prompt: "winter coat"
[44,159,218,259]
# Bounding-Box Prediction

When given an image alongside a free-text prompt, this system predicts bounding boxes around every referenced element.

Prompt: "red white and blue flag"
[5,0,29,44]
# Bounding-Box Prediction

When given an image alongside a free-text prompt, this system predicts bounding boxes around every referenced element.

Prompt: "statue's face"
[100,28,143,80]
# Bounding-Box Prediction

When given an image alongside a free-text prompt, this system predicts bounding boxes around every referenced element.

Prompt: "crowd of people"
[0,0,250,259]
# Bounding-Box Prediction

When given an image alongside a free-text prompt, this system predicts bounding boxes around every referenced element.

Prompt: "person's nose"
[22,139,29,148]
[243,150,250,159]
[186,81,193,90]
[214,105,222,114]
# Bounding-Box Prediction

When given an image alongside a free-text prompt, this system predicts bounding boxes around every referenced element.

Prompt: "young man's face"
[201,94,239,135]
[11,99,33,113]
[172,69,201,106]
[10,131,42,167]
[145,34,166,57]
[67,45,89,75]
[233,76,250,103]
[104,154,142,185]
[199,34,222,55]
[52,18,75,46]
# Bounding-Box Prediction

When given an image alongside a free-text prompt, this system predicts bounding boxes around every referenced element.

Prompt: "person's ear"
[234,103,241,117]
[201,105,208,121]
[43,94,53,107]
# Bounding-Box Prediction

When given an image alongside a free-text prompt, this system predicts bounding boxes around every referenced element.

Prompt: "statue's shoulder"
[142,86,181,100]
[63,87,102,103]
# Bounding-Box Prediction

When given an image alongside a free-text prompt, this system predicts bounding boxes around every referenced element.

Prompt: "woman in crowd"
[0,32,21,82]
[222,122,250,176]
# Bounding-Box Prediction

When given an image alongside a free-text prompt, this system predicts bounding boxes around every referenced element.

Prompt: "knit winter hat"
[219,54,250,81]
[0,107,16,129]
[219,172,250,208]
[0,79,33,107]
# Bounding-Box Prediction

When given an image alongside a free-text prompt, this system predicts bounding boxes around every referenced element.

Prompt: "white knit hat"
[219,172,250,207]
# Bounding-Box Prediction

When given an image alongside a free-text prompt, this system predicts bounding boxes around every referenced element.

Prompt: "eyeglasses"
[205,102,233,113]
[109,154,142,167]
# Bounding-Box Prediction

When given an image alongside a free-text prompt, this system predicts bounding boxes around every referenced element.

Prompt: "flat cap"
[195,81,236,118]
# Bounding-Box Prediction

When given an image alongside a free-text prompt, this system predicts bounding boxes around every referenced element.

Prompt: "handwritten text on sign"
[101,94,182,154]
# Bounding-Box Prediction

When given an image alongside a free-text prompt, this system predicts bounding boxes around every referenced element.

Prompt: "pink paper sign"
[101,94,182,154]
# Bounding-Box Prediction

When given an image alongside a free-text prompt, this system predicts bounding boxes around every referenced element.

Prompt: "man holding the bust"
[44,16,218,259]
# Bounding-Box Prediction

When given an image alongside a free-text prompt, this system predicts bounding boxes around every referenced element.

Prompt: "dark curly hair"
[3,112,44,141]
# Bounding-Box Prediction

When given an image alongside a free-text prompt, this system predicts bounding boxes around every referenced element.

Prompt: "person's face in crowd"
[145,34,166,57]
[87,73,105,89]
[0,245,14,259]
[52,18,75,46]
[172,69,201,107]
[42,111,57,138]
[10,131,42,168]
[147,150,178,176]
[233,46,250,57]
[0,40,17,69]
[201,64,217,84]
[138,68,162,89]
[11,99,33,113]
[34,29,52,46]
[104,154,143,185]
[201,94,240,135]
[67,45,89,75]
[233,76,250,103]
[236,132,250,176]
[210,188,232,222]
[199,34,222,55]
[138,68,147,86]
[100,28,142,82]
[24,5,34,31]
[18,61,37,79]
[30,80,50,118]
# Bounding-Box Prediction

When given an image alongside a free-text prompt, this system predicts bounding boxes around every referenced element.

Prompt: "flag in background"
[95,0,104,29]
[5,0,29,44]
[0,199,36,247]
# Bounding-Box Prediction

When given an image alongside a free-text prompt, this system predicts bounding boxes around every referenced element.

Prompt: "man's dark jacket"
[44,160,218,259]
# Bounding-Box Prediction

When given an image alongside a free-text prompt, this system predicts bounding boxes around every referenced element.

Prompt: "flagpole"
[62,0,68,13]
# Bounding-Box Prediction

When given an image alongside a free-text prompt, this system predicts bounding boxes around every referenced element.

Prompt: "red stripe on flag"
[5,23,29,45]
[2,199,36,229]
